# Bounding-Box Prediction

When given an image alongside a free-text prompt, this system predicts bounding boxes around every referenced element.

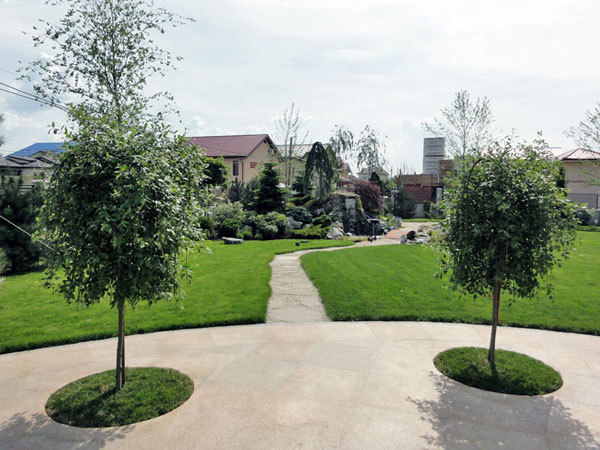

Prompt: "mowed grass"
[434,347,562,396]
[46,367,194,427]
[301,232,600,335]
[0,239,353,354]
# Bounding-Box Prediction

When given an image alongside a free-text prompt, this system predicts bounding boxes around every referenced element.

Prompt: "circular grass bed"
[434,347,562,396]
[46,367,194,427]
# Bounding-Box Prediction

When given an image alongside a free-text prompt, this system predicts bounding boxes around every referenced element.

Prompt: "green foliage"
[20,0,192,120]
[556,164,566,189]
[423,90,493,159]
[0,114,5,147]
[46,367,194,427]
[0,248,10,275]
[218,218,241,238]
[0,178,45,273]
[238,226,253,241]
[312,215,333,228]
[356,125,386,171]
[202,157,228,188]
[290,225,328,239]
[391,186,416,218]
[329,124,355,160]
[227,179,244,203]
[241,177,259,209]
[434,347,562,395]
[198,216,215,239]
[439,139,577,300]
[246,211,288,240]
[291,171,312,199]
[574,208,593,226]
[41,110,206,309]
[211,202,246,230]
[304,142,337,200]
[290,206,313,224]
[253,162,285,214]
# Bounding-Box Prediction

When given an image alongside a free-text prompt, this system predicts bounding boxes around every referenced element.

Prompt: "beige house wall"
[224,142,281,184]
[564,161,600,194]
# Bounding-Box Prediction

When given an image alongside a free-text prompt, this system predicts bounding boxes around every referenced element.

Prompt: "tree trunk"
[115,300,126,391]
[488,281,501,372]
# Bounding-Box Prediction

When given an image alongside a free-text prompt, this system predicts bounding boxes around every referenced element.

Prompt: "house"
[189,134,279,184]
[9,142,71,159]
[356,165,389,181]
[558,148,600,208]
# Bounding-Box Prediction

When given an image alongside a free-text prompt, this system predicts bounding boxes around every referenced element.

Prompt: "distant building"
[10,142,71,159]
[558,148,600,209]
[422,137,445,175]
[356,165,389,181]
[188,134,279,184]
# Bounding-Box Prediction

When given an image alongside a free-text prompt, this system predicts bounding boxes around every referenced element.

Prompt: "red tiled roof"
[188,134,275,158]
[557,148,600,161]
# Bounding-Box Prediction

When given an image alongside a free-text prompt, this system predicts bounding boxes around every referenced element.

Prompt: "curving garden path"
[267,221,434,323]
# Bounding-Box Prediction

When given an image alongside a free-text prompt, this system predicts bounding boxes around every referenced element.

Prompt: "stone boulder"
[223,237,244,245]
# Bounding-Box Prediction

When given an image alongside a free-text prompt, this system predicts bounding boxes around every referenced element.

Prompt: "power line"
[0,82,69,112]
[0,213,55,253]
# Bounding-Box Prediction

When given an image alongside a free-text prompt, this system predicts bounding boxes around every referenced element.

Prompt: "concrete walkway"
[1,322,599,449]
[267,239,398,323]
[267,222,436,323]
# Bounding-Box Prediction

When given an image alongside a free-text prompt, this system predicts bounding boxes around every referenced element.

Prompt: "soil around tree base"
[433,347,563,396]
[46,367,194,427]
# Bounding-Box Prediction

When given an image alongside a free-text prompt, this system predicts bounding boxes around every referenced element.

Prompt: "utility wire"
[0,213,55,252]
[0,82,69,112]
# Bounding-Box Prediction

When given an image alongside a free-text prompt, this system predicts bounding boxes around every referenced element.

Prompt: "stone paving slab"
[266,238,399,323]
[1,322,599,449]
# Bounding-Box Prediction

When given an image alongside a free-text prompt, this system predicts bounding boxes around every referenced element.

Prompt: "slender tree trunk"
[488,281,501,372]
[115,299,126,391]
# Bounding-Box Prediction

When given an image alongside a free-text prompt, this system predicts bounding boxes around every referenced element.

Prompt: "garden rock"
[222,237,244,245]
[326,226,344,239]
[288,217,303,230]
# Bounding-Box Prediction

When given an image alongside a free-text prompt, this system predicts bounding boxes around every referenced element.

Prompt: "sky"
[1,0,600,174]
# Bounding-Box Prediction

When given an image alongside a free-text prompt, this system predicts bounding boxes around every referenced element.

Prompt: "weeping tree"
[23,0,198,391]
[439,138,576,371]
[304,142,336,200]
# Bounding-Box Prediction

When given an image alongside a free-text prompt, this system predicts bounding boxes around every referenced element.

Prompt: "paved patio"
[1,322,599,449]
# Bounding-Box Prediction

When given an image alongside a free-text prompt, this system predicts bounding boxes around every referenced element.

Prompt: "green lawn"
[46,367,194,427]
[0,239,352,354]
[301,232,600,335]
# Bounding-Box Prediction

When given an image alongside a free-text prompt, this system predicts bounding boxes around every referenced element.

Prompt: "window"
[232,160,239,176]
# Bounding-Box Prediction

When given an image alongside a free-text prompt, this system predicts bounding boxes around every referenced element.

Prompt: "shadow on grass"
[0,412,133,448]
[407,372,599,449]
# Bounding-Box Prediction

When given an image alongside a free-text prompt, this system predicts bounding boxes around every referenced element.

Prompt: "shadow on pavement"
[0,411,133,449]
[408,371,599,449]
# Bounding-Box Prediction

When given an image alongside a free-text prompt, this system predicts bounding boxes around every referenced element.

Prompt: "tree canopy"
[253,162,285,214]
[439,138,576,370]
[566,102,600,151]
[25,0,197,391]
[304,142,337,200]
[423,90,494,159]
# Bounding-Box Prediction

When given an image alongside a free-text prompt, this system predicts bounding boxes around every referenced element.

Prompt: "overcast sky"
[1,0,600,173]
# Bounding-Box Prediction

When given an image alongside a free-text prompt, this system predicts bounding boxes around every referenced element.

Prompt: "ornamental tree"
[41,111,205,390]
[24,0,198,391]
[253,162,285,214]
[304,142,337,200]
[439,138,576,370]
